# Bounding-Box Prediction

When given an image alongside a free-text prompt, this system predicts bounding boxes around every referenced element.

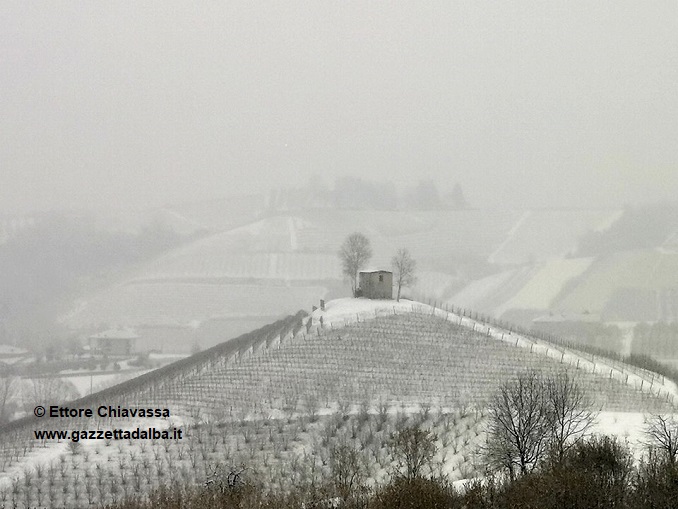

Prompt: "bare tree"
[485,370,552,479]
[303,393,320,422]
[0,368,17,424]
[545,370,597,463]
[486,370,597,477]
[204,463,248,493]
[389,425,438,480]
[22,378,77,415]
[329,442,368,503]
[391,248,417,302]
[338,232,372,297]
[644,414,678,465]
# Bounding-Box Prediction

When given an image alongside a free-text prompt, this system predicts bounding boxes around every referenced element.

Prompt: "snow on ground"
[64,370,152,397]
[413,271,458,299]
[311,297,417,325]
[499,257,594,311]
[0,441,70,489]
[0,413,182,489]
[488,210,532,264]
[595,411,648,458]
[449,269,517,312]
[594,209,624,232]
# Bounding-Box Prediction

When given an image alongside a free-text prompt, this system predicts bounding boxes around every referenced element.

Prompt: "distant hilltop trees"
[267,178,468,211]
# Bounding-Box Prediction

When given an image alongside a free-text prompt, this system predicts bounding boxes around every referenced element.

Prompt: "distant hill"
[447,205,678,338]
[553,250,678,320]
[59,206,624,352]
[576,204,678,256]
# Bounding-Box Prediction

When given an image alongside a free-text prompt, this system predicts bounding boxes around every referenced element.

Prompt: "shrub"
[632,451,678,509]
[371,476,462,509]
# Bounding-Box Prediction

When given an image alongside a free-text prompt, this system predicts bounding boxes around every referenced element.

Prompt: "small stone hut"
[358,270,393,299]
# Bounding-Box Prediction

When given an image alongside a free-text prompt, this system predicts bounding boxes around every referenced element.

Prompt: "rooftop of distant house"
[89,328,139,340]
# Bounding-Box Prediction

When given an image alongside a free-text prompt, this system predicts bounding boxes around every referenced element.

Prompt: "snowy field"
[498,257,594,311]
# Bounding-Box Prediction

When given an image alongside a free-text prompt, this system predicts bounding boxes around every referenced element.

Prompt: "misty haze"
[0,2,677,508]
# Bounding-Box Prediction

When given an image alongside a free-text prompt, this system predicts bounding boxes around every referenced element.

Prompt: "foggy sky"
[1,2,677,214]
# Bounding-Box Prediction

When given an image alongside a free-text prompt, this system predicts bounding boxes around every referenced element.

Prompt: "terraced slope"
[150,313,670,420]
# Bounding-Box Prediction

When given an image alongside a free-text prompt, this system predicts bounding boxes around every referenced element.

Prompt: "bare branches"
[338,233,372,297]
[545,371,597,463]
[0,370,17,424]
[485,371,552,478]
[391,248,417,302]
[485,370,597,478]
[204,463,248,493]
[389,425,438,481]
[644,414,678,465]
[329,442,368,502]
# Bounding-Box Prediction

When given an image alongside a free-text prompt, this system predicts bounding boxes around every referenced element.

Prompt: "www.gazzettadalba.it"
[34,427,183,442]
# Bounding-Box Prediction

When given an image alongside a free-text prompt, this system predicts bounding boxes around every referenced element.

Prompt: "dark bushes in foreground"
[371,476,462,509]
